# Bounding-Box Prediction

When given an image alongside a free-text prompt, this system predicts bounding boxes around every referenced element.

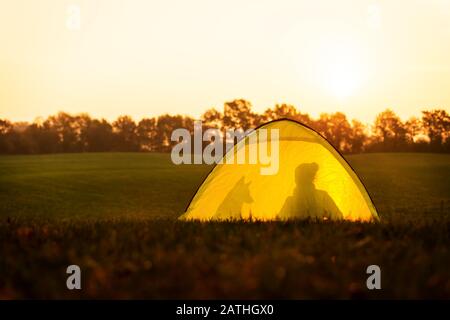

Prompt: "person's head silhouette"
[279,162,343,220]
[295,162,319,186]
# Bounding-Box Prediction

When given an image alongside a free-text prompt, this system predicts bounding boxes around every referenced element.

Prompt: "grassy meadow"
[0,153,450,298]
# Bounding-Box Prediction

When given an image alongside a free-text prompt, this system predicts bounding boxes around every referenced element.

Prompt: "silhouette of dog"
[214,177,253,220]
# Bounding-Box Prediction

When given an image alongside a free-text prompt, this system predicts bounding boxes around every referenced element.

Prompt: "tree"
[262,104,298,122]
[422,109,450,151]
[154,114,185,152]
[293,112,313,127]
[0,119,12,135]
[372,109,407,151]
[201,108,223,130]
[76,113,93,151]
[112,116,139,151]
[350,120,368,153]
[137,118,157,151]
[44,112,87,152]
[0,103,449,155]
[20,122,60,154]
[313,112,352,153]
[404,116,424,151]
[222,99,256,131]
[405,117,422,142]
[85,119,114,152]
[0,119,13,153]
[8,122,34,154]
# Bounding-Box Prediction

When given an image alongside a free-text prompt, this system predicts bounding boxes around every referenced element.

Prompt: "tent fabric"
[180,119,379,222]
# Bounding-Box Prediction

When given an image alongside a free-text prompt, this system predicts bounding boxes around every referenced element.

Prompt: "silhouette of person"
[279,163,343,220]
[214,177,253,220]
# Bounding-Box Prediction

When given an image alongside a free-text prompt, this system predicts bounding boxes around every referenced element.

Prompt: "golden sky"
[1,0,449,123]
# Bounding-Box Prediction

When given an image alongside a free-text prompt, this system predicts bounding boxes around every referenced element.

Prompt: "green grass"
[0,153,450,298]
[0,153,208,220]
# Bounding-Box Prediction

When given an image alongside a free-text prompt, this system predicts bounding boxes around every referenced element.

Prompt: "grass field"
[1,153,450,298]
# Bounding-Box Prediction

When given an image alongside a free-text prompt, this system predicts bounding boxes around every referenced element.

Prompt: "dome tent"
[180,119,379,222]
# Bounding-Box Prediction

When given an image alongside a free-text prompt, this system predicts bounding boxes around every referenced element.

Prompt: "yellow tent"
[180,119,379,222]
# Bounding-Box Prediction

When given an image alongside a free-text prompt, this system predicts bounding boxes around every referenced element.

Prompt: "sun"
[327,61,361,99]
[316,40,366,99]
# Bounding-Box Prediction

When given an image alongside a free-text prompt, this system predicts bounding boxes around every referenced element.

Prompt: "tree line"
[1,99,449,154]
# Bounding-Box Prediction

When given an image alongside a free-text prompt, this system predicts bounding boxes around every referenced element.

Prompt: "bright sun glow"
[317,40,366,99]
[327,59,361,99]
